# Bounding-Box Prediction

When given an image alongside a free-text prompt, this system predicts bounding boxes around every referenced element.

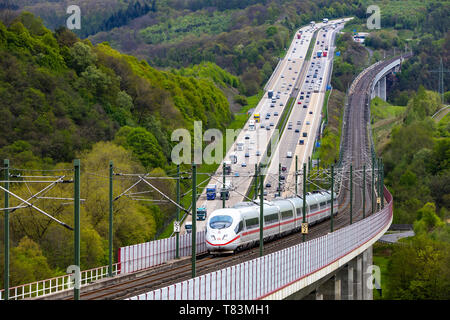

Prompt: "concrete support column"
[381,76,387,101]
[334,273,342,300]
[343,261,354,300]
[363,246,373,300]
[355,254,363,300]
[377,80,381,98]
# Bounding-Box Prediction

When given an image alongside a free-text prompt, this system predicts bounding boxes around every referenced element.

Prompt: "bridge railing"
[0,263,120,300]
[127,187,393,300]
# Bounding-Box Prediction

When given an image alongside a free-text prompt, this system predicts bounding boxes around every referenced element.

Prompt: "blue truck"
[206,184,217,200]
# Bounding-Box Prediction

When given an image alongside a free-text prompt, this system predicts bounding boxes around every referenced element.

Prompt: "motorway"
[182,18,352,233]
[264,22,347,198]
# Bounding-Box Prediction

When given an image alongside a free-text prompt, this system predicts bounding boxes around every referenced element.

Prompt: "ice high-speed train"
[205,191,338,253]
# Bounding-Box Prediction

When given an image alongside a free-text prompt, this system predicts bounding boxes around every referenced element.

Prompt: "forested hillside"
[3,0,367,95]
[0,12,238,287]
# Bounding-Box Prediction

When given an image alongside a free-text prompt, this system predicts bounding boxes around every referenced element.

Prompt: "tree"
[1,237,53,287]
[386,235,450,299]
[68,41,97,74]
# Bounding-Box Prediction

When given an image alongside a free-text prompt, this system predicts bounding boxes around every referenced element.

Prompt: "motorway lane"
[264,20,350,198]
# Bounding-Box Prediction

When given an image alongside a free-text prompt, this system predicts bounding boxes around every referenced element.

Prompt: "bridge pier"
[293,246,374,300]
[342,260,354,300]
[380,76,386,101]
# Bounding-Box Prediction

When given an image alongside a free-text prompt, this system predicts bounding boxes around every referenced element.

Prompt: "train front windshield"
[209,215,233,229]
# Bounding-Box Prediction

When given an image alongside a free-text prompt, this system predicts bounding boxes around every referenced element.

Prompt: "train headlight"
[211,235,216,240]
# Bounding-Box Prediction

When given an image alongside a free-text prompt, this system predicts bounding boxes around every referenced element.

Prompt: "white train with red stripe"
[205,191,338,253]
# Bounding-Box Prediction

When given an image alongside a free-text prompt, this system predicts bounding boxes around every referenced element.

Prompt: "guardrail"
[128,187,392,300]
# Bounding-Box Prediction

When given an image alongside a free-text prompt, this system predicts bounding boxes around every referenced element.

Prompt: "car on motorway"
[306,121,310,125]
[280,175,285,181]
[245,134,250,139]
[303,132,308,137]
[289,67,292,70]
[299,140,304,145]
[281,166,287,172]
[256,150,261,156]
[266,126,270,130]
[298,101,302,105]
[309,111,313,114]
[279,102,283,106]
[286,151,293,158]
[274,111,279,116]
[234,172,240,177]
[303,104,308,108]
[297,120,301,125]
[270,122,274,127]
[241,162,247,167]
[295,128,300,133]
[281,75,284,78]
[265,183,272,188]
[245,152,249,157]
[260,124,265,128]
[292,77,295,80]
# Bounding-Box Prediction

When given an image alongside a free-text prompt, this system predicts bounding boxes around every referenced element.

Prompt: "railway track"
[65,57,399,300]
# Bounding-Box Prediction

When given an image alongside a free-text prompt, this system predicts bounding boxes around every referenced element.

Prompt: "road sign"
[174,221,180,233]
[301,223,308,234]
[377,197,381,204]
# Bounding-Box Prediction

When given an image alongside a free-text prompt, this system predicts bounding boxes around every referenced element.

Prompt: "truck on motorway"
[185,222,192,234]
[206,184,217,200]
[230,152,237,164]
[197,207,207,220]
[223,161,232,175]
[254,113,260,123]
[297,33,301,39]
[310,21,315,27]
[268,90,274,99]
[249,119,256,131]
[220,187,230,200]
[323,18,328,23]
[237,141,244,151]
